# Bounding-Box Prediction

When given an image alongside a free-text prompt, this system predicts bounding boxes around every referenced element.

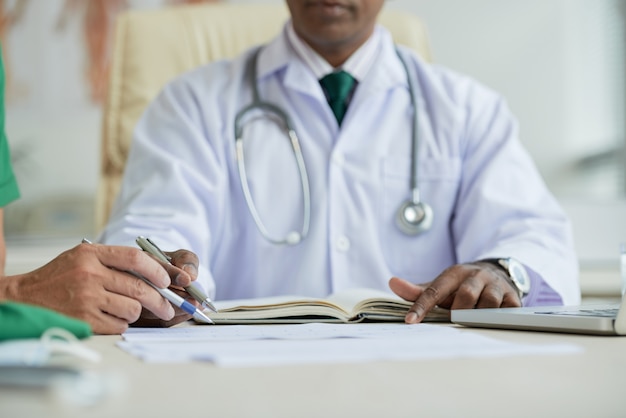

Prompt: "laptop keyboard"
[537,308,619,318]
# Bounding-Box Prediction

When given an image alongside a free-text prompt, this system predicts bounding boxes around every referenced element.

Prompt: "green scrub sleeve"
[0,302,92,341]
[0,45,20,207]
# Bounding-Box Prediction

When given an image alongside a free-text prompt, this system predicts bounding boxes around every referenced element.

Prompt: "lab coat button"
[336,235,351,252]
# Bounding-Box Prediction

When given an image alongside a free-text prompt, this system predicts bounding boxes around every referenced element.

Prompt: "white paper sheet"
[121,322,453,342]
[118,323,582,367]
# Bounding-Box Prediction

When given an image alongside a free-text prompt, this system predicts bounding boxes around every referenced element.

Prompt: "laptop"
[451,294,626,335]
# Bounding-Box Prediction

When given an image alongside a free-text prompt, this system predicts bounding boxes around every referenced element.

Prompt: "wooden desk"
[1,324,625,418]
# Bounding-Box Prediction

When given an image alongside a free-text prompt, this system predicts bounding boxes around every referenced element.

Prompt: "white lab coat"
[101,25,580,305]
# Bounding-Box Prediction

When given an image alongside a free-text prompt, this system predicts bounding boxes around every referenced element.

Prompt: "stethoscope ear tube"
[234,48,311,245]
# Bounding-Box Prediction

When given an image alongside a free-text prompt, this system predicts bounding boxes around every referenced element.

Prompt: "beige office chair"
[96,2,432,233]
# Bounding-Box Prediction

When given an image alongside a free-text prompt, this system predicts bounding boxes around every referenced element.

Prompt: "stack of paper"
[119,323,582,367]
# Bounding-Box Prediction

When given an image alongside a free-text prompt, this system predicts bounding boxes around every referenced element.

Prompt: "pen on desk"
[135,236,218,313]
[81,238,214,324]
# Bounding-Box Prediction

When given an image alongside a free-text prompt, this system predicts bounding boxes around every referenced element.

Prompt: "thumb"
[389,277,424,302]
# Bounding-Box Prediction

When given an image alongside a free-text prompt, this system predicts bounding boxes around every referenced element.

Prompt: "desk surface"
[2,324,625,418]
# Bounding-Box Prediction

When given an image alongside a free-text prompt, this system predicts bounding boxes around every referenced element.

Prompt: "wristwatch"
[482,257,530,300]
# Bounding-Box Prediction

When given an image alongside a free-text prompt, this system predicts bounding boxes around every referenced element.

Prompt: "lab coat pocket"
[381,156,462,279]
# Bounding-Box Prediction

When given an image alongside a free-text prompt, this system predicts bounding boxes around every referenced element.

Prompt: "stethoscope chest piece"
[396,199,433,235]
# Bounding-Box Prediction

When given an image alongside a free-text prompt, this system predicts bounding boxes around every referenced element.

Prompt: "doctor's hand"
[132,249,201,328]
[389,262,522,324]
[0,243,177,335]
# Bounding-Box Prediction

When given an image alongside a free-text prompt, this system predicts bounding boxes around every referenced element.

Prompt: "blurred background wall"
[3,0,625,285]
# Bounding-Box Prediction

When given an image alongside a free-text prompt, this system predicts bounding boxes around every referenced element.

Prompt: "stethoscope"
[234,47,433,245]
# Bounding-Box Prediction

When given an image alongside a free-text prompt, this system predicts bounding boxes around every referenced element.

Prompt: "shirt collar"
[285,20,382,82]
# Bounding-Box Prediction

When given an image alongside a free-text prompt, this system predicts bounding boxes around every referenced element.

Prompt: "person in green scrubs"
[0,47,203,335]
[0,46,20,276]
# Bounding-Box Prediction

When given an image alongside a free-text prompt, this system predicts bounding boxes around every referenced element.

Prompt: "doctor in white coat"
[101,0,580,327]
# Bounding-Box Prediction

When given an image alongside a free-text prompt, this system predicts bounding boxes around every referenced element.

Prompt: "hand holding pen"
[127,269,213,324]
[136,236,218,313]
[82,238,213,324]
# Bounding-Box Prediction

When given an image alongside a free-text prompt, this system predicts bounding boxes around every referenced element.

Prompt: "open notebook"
[451,293,626,335]
[203,288,450,324]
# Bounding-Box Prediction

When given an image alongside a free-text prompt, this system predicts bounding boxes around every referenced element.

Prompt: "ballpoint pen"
[81,238,213,324]
[135,236,218,313]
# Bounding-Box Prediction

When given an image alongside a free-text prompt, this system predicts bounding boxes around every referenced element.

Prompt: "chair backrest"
[96,2,432,233]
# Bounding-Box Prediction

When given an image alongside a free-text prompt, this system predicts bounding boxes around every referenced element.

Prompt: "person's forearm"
[0,208,6,276]
[0,276,5,301]
[0,272,21,302]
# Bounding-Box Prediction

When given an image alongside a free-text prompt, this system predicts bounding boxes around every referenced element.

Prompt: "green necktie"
[319,71,355,126]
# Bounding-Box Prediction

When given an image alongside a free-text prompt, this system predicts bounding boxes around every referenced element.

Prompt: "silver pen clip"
[146,237,172,262]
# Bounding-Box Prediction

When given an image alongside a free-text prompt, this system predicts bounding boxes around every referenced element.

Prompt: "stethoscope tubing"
[234,48,311,245]
[234,46,431,245]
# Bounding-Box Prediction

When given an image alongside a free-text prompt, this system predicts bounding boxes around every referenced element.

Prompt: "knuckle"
[126,247,146,266]
[174,249,199,264]
[68,303,92,321]
[76,241,95,254]
[502,293,522,307]
[455,283,474,297]
[131,277,149,297]
[127,302,143,322]
[68,281,98,303]
[422,286,440,301]
[453,285,477,306]
[442,264,461,277]
[70,262,94,279]
[480,291,500,306]
[412,301,428,312]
